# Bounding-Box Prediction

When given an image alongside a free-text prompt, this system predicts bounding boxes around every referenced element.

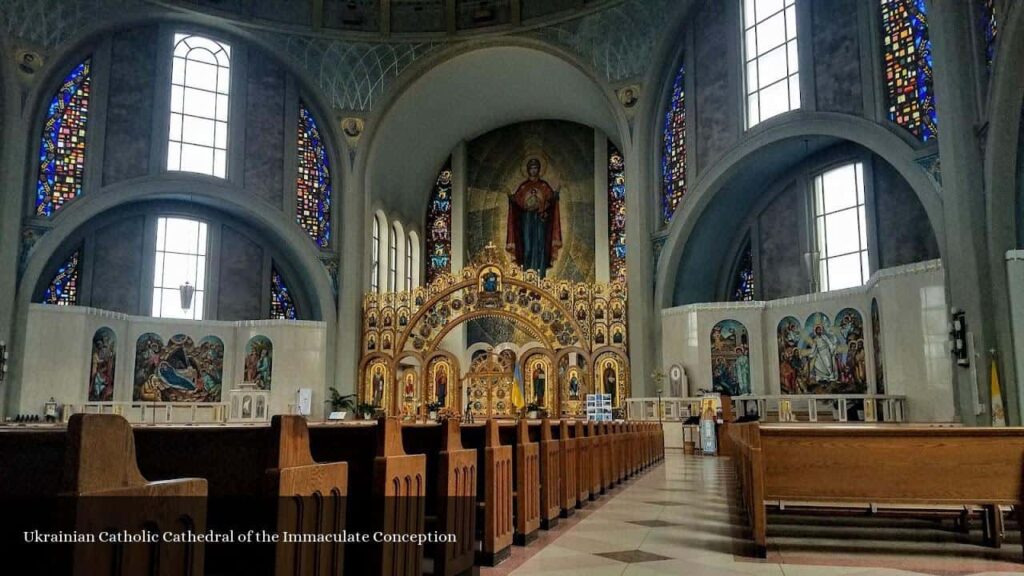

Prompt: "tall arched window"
[371,216,380,292]
[880,0,937,142]
[743,0,801,128]
[167,33,231,177]
[426,158,453,284]
[661,63,686,226]
[296,102,332,247]
[36,59,91,217]
[730,240,755,302]
[270,266,298,320]
[405,236,414,291]
[388,222,398,291]
[152,217,209,320]
[608,141,627,280]
[43,249,82,305]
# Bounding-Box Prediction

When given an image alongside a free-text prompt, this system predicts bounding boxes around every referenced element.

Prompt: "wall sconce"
[0,340,8,384]
[179,281,195,311]
[950,307,969,367]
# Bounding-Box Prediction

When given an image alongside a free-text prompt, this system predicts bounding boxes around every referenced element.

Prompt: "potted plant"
[356,402,377,420]
[526,402,540,419]
[325,388,356,420]
[426,401,442,421]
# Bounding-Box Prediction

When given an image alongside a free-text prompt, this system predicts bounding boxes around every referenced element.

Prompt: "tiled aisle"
[484,450,1022,576]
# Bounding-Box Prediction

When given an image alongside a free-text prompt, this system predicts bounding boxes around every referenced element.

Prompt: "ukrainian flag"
[512,362,526,411]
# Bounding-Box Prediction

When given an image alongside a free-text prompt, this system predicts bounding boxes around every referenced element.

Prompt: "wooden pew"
[555,420,578,516]
[1,414,207,576]
[401,420,476,576]
[461,419,513,565]
[530,419,561,529]
[588,422,604,497]
[307,418,425,576]
[602,423,615,491]
[573,421,591,506]
[135,416,348,576]
[501,419,540,545]
[728,422,1024,559]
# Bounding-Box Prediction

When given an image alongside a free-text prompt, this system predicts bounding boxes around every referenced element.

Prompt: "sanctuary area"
[0,0,1023,575]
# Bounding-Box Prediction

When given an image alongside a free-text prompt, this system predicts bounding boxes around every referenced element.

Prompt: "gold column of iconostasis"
[358,245,630,419]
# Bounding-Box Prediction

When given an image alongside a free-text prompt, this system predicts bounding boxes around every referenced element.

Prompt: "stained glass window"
[661,63,686,226]
[731,241,755,302]
[270,266,298,320]
[743,0,800,128]
[426,158,453,284]
[607,141,627,280]
[168,33,231,177]
[979,0,997,69]
[44,249,81,305]
[36,59,91,217]
[880,0,937,142]
[296,102,333,247]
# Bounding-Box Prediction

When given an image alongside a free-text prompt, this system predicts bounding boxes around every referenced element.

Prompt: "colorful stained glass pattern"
[296,103,333,248]
[608,141,627,280]
[661,63,686,225]
[36,59,91,216]
[270,267,298,320]
[731,241,754,302]
[43,249,80,305]
[426,158,453,284]
[979,0,997,69]
[880,0,937,142]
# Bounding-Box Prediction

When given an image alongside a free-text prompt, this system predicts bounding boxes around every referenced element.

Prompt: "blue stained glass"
[296,103,333,247]
[661,63,686,225]
[44,249,81,305]
[270,267,298,320]
[426,158,453,284]
[880,0,937,142]
[730,242,754,302]
[979,0,997,69]
[36,59,91,217]
[608,141,627,280]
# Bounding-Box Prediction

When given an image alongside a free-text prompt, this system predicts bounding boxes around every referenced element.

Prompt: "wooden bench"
[500,419,540,545]
[307,418,425,576]
[0,414,207,575]
[401,419,476,576]
[728,422,1024,559]
[460,419,513,565]
[530,419,561,529]
[573,421,591,505]
[135,416,348,576]
[554,420,578,516]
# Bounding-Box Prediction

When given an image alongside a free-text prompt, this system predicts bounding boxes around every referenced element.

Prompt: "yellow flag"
[991,358,1006,427]
[511,363,526,410]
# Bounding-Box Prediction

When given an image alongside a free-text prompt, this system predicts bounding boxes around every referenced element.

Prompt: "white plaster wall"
[659,260,954,422]
[1006,251,1024,422]
[18,305,327,418]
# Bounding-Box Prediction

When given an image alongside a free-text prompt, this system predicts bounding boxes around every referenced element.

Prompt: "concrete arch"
[654,111,947,309]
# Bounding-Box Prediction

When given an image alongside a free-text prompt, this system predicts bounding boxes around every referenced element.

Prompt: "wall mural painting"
[465,120,595,346]
[365,360,390,410]
[89,327,116,401]
[872,298,886,394]
[133,333,224,402]
[428,358,452,410]
[710,320,750,396]
[777,310,867,394]
[243,335,273,390]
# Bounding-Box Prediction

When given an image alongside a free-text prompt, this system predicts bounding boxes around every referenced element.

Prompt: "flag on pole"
[512,362,526,411]
[991,357,1006,427]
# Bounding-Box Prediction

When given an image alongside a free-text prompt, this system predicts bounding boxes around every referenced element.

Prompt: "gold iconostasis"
[359,245,629,418]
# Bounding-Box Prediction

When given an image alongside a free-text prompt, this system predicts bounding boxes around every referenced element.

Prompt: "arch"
[654,112,946,308]
[358,40,632,229]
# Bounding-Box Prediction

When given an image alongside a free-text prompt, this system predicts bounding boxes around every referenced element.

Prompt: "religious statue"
[532,366,546,405]
[506,158,562,278]
[372,366,385,407]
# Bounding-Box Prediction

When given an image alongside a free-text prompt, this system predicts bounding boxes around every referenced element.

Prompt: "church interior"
[1,0,1023,574]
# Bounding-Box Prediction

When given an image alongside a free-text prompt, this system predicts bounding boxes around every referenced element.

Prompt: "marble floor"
[483,450,1022,576]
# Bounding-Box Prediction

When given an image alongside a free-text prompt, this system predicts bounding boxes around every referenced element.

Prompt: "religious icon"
[404,372,416,399]
[533,365,546,405]
[603,365,617,397]
[372,365,385,407]
[434,367,448,408]
[367,335,377,351]
[568,371,580,400]
[382,334,392,350]
[243,336,273,390]
[483,271,499,293]
[506,157,562,278]
[89,327,116,402]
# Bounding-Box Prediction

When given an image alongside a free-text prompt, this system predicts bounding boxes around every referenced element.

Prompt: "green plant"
[426,401,442,412]
[325,388,356,412]
[356,402,377,416]
[526,402,541,412]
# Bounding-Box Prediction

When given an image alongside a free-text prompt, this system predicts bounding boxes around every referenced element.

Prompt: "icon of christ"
[506,157,562,278]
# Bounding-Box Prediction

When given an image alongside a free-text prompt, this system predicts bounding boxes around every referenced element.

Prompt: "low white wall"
[661,261,954,422]
[18,304,328,419]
